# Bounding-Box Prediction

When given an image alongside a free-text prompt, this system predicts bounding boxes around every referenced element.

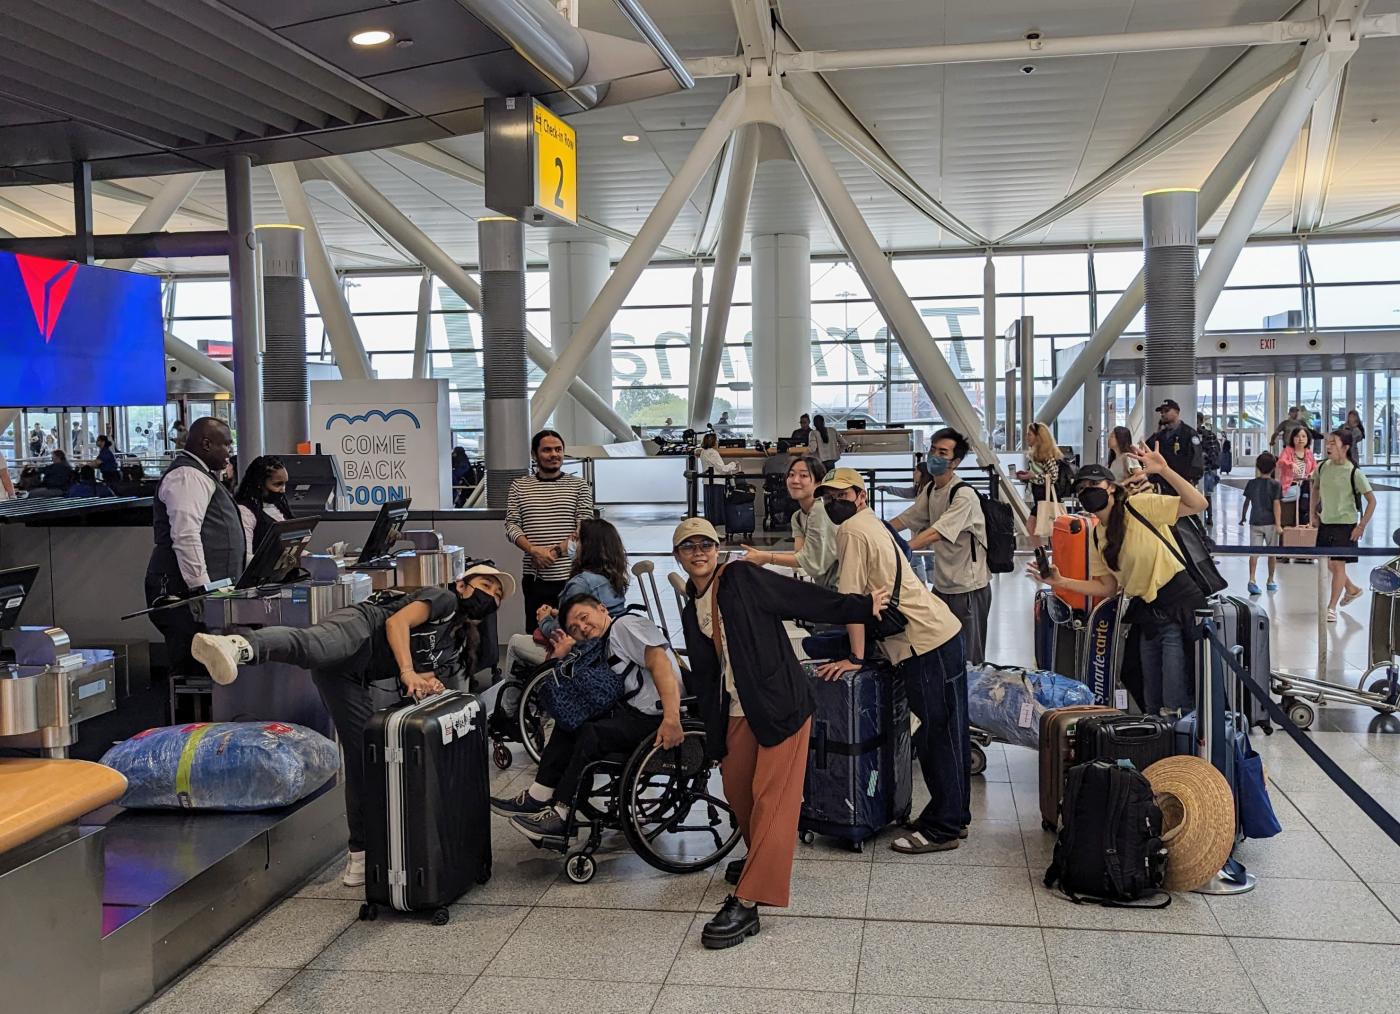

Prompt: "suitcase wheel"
[432,908,451,926]
[799,830,815,846]
[848,840,863,854]
[565,851,596,884]
[358,903,378,922]
[492,742,513,770]
[476,865,492,886]
[970,743,987,778]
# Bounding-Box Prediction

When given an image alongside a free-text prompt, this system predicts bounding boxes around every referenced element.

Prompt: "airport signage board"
[484,96,578,225]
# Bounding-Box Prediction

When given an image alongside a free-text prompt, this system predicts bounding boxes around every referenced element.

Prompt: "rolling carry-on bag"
[724,483,756,540]
[363,690,492,922]
[1034,587,1082,679]
[1073,713,1179,772]
[702,475,728,526]
[1038,704,1120,831]
[1081,594,1129,707]
[1213,594,1271,730]
[800,661,912,850]
[1051,513,1101,612]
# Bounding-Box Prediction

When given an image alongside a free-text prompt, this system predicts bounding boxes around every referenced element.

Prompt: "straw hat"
[1144,756,1236,892]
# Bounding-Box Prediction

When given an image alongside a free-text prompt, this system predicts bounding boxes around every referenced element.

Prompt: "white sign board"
[310,379,451,510]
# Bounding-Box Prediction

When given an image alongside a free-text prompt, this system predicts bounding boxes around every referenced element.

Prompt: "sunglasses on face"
[677,539,718,554]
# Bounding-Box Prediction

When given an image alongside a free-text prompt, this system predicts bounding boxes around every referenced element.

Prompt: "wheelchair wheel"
[518,670,555,764]
[565,851,596,884]
[618,726,741,875]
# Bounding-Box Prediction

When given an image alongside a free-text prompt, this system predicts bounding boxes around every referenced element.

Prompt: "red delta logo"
[15,253,79,342]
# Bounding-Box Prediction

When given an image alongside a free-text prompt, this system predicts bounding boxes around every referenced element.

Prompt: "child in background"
[1240,452,1282,596]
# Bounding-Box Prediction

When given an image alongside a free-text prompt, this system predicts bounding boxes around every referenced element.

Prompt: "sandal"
[1341,587,1363,607]
[1326,609,1337,623]
[890,830,959,854]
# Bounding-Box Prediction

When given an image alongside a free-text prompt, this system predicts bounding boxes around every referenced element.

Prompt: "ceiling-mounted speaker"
[1217,340,1229,352]
[1134,342,1146,353]
[1308,337,1320,348]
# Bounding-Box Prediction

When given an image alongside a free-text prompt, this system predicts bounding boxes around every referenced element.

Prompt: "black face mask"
[824,499,859,525]
[458,588,499,620]
[1078,486,1110,513]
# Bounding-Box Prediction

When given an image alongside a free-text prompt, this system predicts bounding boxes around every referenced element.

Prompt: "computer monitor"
[276,454,342,517]
[355,498,412,565]
[0,565,40,631]
[236,517,321,590]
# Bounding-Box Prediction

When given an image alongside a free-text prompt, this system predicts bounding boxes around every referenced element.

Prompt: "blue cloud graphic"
[325,408,423,429]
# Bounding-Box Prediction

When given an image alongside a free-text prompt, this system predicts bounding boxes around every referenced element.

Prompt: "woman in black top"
[42,449,73,491]
[234,455,291,557]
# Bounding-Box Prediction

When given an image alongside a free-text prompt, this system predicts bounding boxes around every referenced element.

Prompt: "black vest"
[147,453,246,592]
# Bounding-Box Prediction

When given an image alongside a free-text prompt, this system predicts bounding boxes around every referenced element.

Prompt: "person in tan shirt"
[814,468,971,854]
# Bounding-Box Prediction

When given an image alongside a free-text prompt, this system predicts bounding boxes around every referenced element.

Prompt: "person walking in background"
[28,423,42,458]
[1197,413,1221,527]
[1311,430,1376,623]
[715,411,735,438]
[94,435,121,486]
[1240,451,1282,596]
[1277,425,1318,531]
[1144,399,1203,493]
[1271,406,1305,451]
[1341,409,1366,466]
[1018,422,1064,547]
[807,414,847,470]
[171,420,188,450]
[505,429,594,633]
[1106,426,1142,484]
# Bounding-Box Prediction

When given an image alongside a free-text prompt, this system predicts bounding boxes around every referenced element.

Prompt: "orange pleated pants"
[721,715,811,908]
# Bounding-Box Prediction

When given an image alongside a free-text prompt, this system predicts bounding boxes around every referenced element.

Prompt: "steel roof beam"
[103,172,204,272]
[1293,68,1348,231]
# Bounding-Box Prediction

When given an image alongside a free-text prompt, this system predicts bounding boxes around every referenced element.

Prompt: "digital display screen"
[0,252,164,407]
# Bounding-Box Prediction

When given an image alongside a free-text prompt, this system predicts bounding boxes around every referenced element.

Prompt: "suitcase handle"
[1105,721,1164,741]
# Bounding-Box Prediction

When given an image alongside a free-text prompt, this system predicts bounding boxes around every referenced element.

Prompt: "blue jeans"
[898,637,971,839]
[1138,619,1193,714]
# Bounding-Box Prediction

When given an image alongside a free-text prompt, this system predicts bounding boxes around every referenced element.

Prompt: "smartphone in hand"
[1034,546,1052,579]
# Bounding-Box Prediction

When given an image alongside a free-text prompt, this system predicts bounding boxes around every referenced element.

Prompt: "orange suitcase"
[1051,513,1100,611]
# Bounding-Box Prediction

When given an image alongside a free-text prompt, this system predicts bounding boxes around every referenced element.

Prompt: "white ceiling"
[1,0,1398,272]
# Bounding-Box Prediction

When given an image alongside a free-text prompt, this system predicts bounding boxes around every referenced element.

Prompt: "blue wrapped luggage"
[966,665,1096,749]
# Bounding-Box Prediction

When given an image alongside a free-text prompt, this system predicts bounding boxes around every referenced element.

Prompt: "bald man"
[145,417,247,679]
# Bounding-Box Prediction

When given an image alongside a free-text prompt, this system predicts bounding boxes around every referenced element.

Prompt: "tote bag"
[1035,477,1067,538]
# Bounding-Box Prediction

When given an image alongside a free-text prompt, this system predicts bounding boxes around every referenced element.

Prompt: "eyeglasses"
[676,539,718,554]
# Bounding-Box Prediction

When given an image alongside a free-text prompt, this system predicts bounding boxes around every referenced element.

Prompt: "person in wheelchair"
[491,593,685,844]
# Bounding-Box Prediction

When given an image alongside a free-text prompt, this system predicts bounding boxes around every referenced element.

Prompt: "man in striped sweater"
[505,429,595,632]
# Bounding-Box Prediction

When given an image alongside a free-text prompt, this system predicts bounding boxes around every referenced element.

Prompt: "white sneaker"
[342,850,366,887]
[191,633,253,686]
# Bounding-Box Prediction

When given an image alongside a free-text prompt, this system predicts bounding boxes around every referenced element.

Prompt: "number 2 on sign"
[553,157,565,209]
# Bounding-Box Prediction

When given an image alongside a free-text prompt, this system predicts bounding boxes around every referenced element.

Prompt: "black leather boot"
[724,858,745,885]
[702,895,760,949]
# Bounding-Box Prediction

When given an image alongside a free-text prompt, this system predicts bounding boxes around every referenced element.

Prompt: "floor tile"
[1284,790,1397,832]
[793,833,877,863]
[970,779,1019,820]
[856,922,1053,1004]
[1021,827,1056,871]
[138,966,296,1014]
[1314,826,1400,882]
[308,904,528,975]
[1231,937,1400,1013]
[668,914,863,993]
[1207,876,1400,943]
[873,819,1029,867]
[204,898,359,969]
[468,850,560,906]
[1232,829,1358,881]
[452,975,661,1013]
[540,850,714,912]
[486,907,690,983]
[867,864,1038,926]
[700,859,870,919]
[1042,929,1263,1013]
[291,855,362,902]
[655,984,855,1014]
[1005,747,1039,785]
[259,969,472,1013]
[1033,881,1223,936]
[854,1000,1052,1014]
[1372,881,1400,920]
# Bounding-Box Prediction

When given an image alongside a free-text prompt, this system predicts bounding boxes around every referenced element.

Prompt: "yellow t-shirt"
[1088,493,1184,602]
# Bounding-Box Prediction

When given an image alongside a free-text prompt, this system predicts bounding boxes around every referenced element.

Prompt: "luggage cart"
[1268,558,1400,729]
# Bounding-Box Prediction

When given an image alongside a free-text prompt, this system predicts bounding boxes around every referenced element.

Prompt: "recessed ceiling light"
[622,134,640,142]
[350,29,394,47]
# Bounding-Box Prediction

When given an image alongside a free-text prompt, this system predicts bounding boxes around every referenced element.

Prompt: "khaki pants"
[721,716,811,907]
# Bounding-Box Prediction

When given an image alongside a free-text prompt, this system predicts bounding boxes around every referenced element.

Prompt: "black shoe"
[702,895,760,949]
[490,788,549,819]
[724,858,745,885]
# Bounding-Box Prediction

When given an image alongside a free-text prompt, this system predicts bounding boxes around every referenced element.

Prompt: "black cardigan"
[680,561,874,755]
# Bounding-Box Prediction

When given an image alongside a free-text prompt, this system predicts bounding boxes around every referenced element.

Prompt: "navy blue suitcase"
[702,478,727,525]
[799,661,913,850]
[724,489,755,538]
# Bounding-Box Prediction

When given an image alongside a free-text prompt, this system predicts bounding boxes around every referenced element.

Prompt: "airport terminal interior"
[4,2,1400,1013]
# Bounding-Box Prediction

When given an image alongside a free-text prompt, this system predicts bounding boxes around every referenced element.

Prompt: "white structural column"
[105,172,203,272]
[1196,39,1356,329]
[689,263,704,412]
[751,233,811,438]
[269,163,372,381]
[533,85,749,431]
[691,122,760,430]
[1035,75,1293,427]
[412,268,432,380]
[982,253,996,442]
[548,238,614,445]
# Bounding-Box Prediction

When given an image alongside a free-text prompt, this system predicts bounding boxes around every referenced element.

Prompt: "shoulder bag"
[1035,473,1067,538]
[1125,501,1227,598]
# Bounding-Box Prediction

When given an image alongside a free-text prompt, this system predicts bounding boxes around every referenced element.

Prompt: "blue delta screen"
[0,251,165,407]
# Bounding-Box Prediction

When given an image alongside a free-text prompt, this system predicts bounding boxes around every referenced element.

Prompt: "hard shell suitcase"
[1034,588,1082,679]
[1081,594,1129,707]
[1038,704,1120,831]
[363,690,492,921]
[702,477,728,526]
[1073,713,1180,772]
[1213,594,1270,730]
[1051,513,1101,611]
[800,661,913,850]
[724,487,756,539]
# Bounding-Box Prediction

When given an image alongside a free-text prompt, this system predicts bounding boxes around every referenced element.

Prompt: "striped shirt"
[504,473,594,580]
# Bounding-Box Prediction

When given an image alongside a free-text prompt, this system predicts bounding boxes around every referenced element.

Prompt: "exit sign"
[1259,337,1276,350]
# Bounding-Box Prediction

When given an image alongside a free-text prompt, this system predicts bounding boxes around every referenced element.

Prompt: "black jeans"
[898,636,971,839]
[535,705,660,808]
[935,585,992,668]
[146,574,206,679]
[523,576,567,634]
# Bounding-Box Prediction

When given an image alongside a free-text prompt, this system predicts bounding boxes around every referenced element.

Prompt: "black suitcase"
[724,487,755,539]
[702,476,727,525]
[1213,594,1270,731]
[799,661,912,851]
[1034,588,1083,680]
[362,690,492,922]
[1073,713,1179,772]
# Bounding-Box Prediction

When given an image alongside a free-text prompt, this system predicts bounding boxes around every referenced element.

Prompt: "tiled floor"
[138,485,1400,1014]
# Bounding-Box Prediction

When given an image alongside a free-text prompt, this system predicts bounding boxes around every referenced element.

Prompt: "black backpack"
[954,482,1017,574]
[1044,760,1171,908]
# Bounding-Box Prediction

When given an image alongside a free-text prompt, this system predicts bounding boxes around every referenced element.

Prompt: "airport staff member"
[1144,399,1203,492]
[144,417,246,678]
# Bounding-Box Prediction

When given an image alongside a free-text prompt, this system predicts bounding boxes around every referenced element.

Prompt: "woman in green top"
[1309,430,1376,622]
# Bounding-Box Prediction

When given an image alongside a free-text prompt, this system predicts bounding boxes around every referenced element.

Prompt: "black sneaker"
[491,789,549,818]
[724,858,745,885]
[701,895,760,949]
[510,806,571,843]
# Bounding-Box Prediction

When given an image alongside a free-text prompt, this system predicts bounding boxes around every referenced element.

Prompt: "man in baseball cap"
[1146,397,1203,493]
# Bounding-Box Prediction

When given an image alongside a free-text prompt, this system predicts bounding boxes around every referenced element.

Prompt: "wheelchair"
[524,708,741,885]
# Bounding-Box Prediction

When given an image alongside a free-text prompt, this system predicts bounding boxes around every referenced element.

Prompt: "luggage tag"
[1017,701,1035,729]
[1115,689,1128,710]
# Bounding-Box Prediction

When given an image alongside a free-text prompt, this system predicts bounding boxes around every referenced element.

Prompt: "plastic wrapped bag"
[966,666,1095,749]
[101,722,339,811]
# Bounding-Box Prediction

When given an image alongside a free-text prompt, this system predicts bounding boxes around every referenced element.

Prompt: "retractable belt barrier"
[1202,623,1400,850]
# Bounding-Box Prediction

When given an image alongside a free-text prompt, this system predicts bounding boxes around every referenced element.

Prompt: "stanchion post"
[1317,550,1329,687]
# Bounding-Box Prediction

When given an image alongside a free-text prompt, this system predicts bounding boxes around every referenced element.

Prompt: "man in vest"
[145,417,246,678]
